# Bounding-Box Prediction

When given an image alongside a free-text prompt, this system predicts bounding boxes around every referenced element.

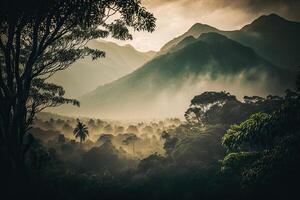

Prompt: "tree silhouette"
[126,125,139,134]
[122,134,138,155]
[73,121,89,145]
[185,91,238,125]
[97,134,113,145]
[185,91,283,126]
[221,90,300,194]
[0,0,155,172]
[103,124,114,133]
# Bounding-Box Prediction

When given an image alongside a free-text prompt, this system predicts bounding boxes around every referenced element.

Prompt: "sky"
[105,0,300,52]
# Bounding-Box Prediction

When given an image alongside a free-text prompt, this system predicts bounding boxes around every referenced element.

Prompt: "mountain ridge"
[54,14,297,119]
[50,39,156,97]
[159,13,300,71]
[158,23,219,55]
[70,32,289,118]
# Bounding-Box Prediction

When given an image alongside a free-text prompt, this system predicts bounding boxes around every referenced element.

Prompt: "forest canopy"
[1,1,300,200]
[0,0,156,198]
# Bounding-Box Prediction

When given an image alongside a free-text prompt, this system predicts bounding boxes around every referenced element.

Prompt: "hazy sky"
[105,0,300,52]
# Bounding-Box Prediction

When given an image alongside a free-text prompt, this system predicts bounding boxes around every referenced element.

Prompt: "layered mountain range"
[50,40,155,97]
[161,14,300,70]
[56,14,300,118]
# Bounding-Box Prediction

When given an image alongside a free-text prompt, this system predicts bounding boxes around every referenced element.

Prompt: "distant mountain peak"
[159,23,218,54]
[256,13,287,23]
[76,23,288,118]
[265,13,285,19]
[242,13,292,31]
[188,23,218,32]
[190,22,210,28]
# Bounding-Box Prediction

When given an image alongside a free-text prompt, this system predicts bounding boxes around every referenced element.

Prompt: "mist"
[51,66,288,120]
[3,1,300,199]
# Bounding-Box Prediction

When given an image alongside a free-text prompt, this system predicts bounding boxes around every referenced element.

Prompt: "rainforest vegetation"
[2,85,300,199]
[1,0,300,200]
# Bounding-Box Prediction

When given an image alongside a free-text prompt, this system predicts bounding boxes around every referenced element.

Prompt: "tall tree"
[97,133,113,145]
[123,133,138,155]
[185,91,283,126]
[221,90,300,197]
[73,121,89,144]
[0,0,155,171]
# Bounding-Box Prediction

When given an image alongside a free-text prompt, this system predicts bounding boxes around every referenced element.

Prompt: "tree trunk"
[132,143,135,156]
[0,95,29,176]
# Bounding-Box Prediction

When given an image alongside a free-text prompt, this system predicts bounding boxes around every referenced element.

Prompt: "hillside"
[49,40,155,97]
[160,14,300,71]
[159,23,219,55]
[68,33,289,118]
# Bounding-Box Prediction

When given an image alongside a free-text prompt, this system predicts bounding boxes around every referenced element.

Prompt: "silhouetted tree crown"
[185,91,283,126]
[73,121,89,143]
[122,133,138,154]
[0,0,155,172]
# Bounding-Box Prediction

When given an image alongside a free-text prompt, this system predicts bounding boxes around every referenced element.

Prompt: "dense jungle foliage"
[2,74,299,199]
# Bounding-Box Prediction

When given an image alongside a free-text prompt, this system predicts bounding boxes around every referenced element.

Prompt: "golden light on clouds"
[105,0,300,52]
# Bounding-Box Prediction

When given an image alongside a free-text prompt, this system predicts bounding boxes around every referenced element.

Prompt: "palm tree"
[73,121,89,145]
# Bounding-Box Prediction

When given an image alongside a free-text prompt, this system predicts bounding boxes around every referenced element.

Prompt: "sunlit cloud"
[105,0,300,52]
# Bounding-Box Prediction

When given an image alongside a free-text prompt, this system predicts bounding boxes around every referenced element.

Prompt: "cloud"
[242,0,300,13]
[142,0,300,21]
[232,0,300,21]
[108,0,300,52]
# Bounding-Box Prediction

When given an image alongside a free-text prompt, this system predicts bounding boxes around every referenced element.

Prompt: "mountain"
[160,14,300,71]
[49,40,156,97]
[64,33,290,119]
[159,23,219,55]
[237,14,300,70]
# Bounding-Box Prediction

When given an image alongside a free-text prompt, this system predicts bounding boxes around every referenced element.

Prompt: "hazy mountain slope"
[236,14,300,70]
[158,23,219,55]
[69,33,289,118]
[49,40,155,97]
[160,14,300,71]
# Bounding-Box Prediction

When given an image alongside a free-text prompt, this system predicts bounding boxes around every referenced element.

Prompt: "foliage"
[122,133,138,155]
[185,91,239,124]
[73,121,89,143]
[81,140,130,173]
[185,91,283,126]
[98,134,113,144]
[27,78,79,129]
[221,89,300,196]
[6,89,297,199]
[0,0,156,176]
[222,113,274,152]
